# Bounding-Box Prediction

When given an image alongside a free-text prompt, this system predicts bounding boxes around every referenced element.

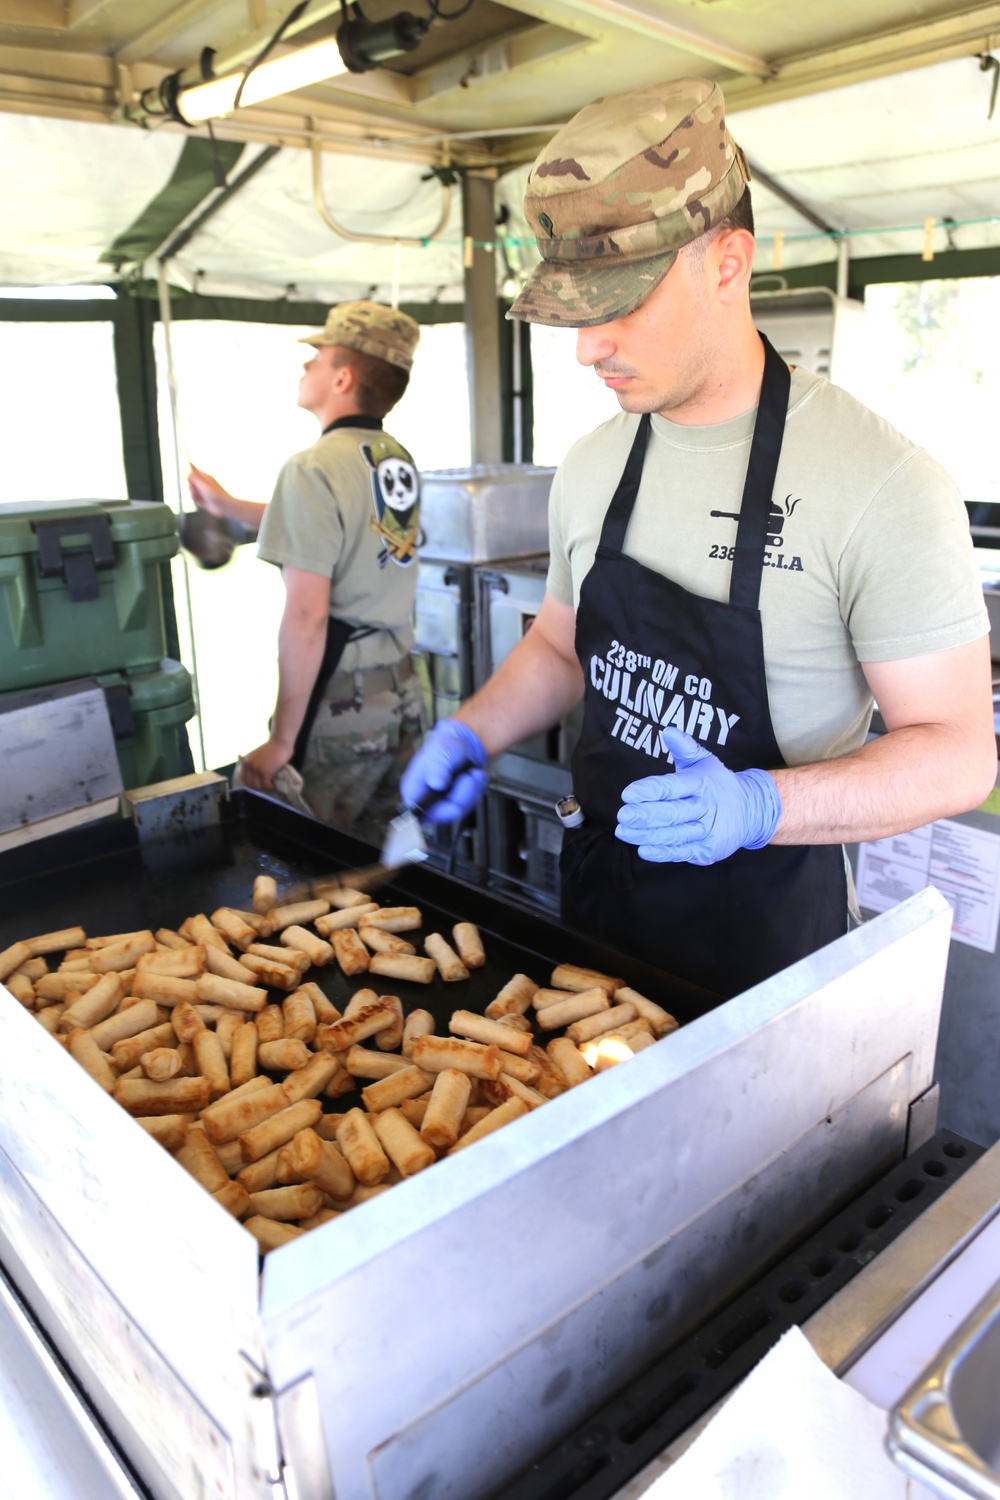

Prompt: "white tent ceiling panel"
[729,57,1000,264]
[731,57,999,176]
[731,57,1000,235]
[0,114,183,283]
[1,52,998,296]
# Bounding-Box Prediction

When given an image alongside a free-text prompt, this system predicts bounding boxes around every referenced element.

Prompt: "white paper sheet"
[638,1326,934,1500]
[856,817,1000,952]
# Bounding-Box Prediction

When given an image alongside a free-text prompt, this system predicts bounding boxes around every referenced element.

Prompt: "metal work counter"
[0,792,964,1499]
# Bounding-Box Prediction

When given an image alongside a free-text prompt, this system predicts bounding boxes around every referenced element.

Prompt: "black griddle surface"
[0,791,717,1033]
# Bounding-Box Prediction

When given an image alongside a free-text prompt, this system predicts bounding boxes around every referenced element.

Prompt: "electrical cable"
[232,0,311,112]
[156,261,210,774]
[425,0,476,19]
[980,54,1000,120]
[199,46,231,188]
[204,120,229,189]
[445,815,464,878]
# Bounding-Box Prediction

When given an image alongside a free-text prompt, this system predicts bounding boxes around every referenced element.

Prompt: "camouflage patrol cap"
[299,300,420,370]
[509,79,751,328]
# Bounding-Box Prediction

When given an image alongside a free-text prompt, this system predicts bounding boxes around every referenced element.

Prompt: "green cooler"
[0,499,179,692]
[0,659,196,793]
[97,659,196,789]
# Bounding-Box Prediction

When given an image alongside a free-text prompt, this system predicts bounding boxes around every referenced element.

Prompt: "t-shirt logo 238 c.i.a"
[361,435,421,569]
[708,494,805,573]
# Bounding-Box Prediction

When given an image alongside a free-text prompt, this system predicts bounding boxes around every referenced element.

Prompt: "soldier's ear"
[360,444,376,470]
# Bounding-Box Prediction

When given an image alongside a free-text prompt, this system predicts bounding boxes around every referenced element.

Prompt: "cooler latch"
[103,682,135,740]
[33,515,115,602]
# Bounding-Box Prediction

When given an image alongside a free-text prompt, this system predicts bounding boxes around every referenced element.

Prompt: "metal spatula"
[379,807,429,868]
[277,807,429,904]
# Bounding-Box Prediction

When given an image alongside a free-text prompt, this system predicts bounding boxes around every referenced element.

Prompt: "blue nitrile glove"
[615,727,782,867]
[400,719,489,825]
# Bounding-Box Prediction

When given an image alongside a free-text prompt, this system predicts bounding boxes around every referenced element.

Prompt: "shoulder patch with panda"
[360,436,420,569]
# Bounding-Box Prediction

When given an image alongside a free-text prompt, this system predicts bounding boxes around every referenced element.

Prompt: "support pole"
[462,172,503,466]
[112,293,163,505]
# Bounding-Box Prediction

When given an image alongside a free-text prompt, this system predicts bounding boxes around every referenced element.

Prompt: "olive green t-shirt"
[546,366,988,766]
[257,424,420,673]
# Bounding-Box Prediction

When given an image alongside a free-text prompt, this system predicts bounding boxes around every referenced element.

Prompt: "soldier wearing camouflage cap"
[188,300,426,843]
[299,299,420,369]
[402,77,994,999]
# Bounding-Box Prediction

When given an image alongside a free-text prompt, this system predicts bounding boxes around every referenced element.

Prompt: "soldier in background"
[189,300,425,845]
[401,79,995,999]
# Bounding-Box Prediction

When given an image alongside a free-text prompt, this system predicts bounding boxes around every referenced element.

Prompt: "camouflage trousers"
[301,669,425,848]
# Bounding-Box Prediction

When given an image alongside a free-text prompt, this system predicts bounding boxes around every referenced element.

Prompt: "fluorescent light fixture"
[176,36,347,123]
[134,9,430,126]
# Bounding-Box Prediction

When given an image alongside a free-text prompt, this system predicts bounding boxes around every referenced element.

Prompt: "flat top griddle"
[0,793,958,1500]
[0,789,718,1037]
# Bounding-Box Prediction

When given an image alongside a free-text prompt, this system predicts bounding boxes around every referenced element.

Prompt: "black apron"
[290,413,384,772]
[561,334,847,1000]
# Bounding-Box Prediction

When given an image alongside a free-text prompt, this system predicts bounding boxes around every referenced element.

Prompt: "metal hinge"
[241,1356,288,1499]
[273,1372,335,1500]
[905,1082,940,1156]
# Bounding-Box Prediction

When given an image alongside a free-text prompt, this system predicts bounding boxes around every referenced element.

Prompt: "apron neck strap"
[598,412,652,554]
[729,333,790,612]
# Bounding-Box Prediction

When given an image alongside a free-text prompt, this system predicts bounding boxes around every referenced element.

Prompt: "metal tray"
[417,464,554,563]
[889,1272,1000,1498]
